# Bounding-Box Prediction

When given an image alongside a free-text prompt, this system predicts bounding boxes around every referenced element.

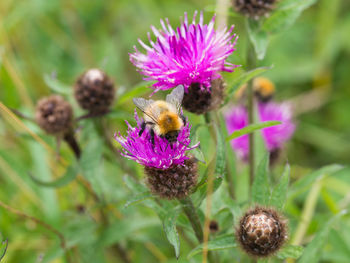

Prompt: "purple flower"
[130,11,239,93]
[114,111,199,169]
[225,102,295,160]
[225,105,250,160]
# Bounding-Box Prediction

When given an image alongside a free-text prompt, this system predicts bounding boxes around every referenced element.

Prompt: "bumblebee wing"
[133,98,154,111]
[166,85,184,113]
[132,98,158,123]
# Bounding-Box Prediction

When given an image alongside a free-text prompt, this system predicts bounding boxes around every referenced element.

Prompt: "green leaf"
[225,66,272,105]
[161,209,180,259]
[277,245,304,259]
[262,0,318,34]
[269,164,290,209]
[187,234,236,259]
[214,123,226,177]
[117,82,151,105]
[226,121,281,141]
[247,19,269,60]
[289,164,343,198]
[43,74,72,95]
[299,210,347,263]
[124,192,152,208]
[251,154,270,205]
[123,175,148,194]
[189,124,207,164]
[28,164,79,188]
[0,238,8,261]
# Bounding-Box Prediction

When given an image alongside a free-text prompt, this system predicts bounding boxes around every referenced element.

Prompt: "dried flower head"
[233,0,278,19]
[236,206,287,257]
[145,157,198,199]
[74,68,115,114]
[182,78,225,114]
[114,111,199,170]
[35,95,73,135]
[225,102,295,161]
[130,11,239,94]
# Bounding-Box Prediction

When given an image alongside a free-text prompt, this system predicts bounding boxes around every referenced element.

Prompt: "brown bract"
[144,157,198,199]
[35,95,73,135]
[236,206,287,258]
[182,78,225,115]
[74,68,115,114]
[233,0,277,19]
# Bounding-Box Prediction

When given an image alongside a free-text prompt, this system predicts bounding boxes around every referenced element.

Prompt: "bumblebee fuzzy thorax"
[157,112,183,135]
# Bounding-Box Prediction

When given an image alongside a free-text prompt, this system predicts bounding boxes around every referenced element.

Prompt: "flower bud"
[183,78,225,115]
[35,95,73,135]
[209,220,219,233]
[236,206,287,257]
[144,158,198,199]
[74,68,115,114]
[233,0,277,19]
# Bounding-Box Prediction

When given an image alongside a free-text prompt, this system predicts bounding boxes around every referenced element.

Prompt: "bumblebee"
[133,85,186,144]
[235,77,275,102]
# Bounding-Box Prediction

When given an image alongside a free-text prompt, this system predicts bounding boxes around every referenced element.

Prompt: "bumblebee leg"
[139,122,146,136]
[181,115,187,125]
[150,129,155,146]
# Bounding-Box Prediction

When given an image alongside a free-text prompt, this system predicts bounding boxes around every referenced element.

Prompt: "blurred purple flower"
[114,111,199,169]
[130,11,239,93]
[225,102,295,160]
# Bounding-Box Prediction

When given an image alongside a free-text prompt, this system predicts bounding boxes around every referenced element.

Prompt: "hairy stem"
[180,197,203,242]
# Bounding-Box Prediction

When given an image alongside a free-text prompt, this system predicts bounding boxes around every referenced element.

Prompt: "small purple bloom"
[225,102,295,160]
[130,11,239,93]
[114,111,199,169]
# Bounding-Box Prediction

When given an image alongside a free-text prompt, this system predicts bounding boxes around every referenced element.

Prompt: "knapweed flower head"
[233,0,278,19]
[114,111,199,170]
[130,11,239,93]
[35,95,73,135]
[74,68,115,114]
[225,102,295,161]
[236,206,287,257]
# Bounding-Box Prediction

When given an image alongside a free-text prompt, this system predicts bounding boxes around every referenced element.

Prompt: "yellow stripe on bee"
[158,112,182,135]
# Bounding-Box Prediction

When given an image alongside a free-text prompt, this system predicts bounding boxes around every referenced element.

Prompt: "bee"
[235,77,275,102]
[133,85,186,145]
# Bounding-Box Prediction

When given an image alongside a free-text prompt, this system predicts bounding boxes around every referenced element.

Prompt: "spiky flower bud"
[35,95,73,135]
[233,0,277,19]
[236,206,287,257]
[144,158,198,199]
[74,68,115,114]
[182,78,225,115]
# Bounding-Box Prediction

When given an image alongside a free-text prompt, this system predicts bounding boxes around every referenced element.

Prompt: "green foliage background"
[0,0,350,262]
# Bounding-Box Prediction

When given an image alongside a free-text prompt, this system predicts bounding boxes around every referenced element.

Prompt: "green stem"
[180,197,203,242]
[246,36,257,188]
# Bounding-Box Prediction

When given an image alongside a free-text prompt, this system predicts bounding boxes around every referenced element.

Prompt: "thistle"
[130,11,239,114]
[74,68,115,115]
[236,206,287,257]
[225,102,295,162]
[115,111,199,199]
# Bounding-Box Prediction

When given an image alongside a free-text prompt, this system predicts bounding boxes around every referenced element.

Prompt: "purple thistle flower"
[114,111,199,169]
[225,102,295,161]
[130,11,239,93]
